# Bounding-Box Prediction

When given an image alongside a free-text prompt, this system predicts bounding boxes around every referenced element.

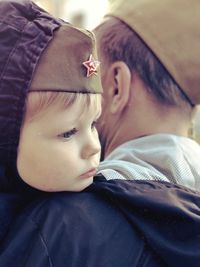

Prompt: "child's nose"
[81,134,101,159]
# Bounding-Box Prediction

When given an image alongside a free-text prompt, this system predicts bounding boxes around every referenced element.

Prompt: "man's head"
[95,0,200,159]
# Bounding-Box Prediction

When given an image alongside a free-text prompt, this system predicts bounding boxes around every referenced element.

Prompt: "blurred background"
[33,0,108,29]
[33,0,200,144]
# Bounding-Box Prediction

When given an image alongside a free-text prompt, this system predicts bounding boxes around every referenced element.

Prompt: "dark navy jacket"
[0,177,200,267]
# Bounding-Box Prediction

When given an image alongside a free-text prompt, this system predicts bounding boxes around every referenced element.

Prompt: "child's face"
[17,96,101,192]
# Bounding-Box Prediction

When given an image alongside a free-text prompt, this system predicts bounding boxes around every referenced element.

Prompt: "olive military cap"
[31,24,102,94]
[107,0,200,105]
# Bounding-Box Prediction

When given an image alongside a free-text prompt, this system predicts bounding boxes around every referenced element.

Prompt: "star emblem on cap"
[83,54,100,77]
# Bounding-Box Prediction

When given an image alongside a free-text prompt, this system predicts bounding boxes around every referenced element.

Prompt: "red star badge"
[83,54,100,77]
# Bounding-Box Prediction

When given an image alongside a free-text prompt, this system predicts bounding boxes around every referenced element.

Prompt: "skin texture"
[17,94,101,192]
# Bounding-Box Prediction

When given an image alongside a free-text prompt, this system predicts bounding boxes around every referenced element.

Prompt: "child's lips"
[80,168,97,178]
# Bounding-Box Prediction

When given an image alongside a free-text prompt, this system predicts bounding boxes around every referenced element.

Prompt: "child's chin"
[73,177,94,192]
[31,177,94,193]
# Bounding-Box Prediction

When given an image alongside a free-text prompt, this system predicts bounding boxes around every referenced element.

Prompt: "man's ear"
[106,61,132,114]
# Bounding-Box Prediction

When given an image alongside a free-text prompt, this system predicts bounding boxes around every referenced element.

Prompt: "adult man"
[0,1,200,267]
[95,0,200,192]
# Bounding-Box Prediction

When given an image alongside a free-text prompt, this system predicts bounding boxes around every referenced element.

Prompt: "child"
[0,0,102,194]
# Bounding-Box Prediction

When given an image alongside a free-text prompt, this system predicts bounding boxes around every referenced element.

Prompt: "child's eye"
[60,128,77,140]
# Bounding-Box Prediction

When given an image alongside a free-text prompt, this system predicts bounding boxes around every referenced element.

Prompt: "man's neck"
[104,106,191,158]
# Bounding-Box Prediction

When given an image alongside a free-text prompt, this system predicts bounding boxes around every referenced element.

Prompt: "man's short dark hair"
[96,17,191,107]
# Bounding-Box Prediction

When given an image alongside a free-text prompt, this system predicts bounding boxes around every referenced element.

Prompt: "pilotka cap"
[107,0,200,105]
[31,24,102,94]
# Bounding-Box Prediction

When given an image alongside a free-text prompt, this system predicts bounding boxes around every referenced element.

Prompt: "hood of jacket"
[0,0,61,192]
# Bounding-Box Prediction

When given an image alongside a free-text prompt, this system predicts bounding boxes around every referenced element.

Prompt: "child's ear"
[106,61,132,114]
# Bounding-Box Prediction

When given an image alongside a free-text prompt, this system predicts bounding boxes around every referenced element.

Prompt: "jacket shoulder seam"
[29,217,54,267]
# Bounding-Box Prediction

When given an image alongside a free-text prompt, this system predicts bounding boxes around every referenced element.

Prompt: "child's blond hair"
[23,91,102,123]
